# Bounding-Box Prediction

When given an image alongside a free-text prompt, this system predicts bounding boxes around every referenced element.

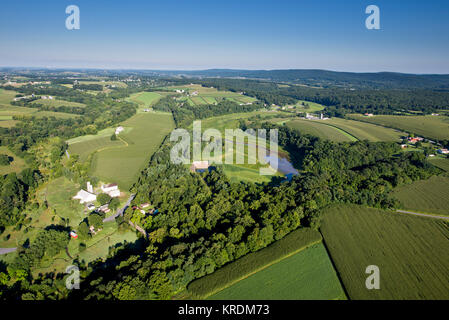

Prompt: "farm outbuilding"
[73,189,97,204]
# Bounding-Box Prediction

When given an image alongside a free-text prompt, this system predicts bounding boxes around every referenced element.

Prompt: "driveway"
[103,193,136,223]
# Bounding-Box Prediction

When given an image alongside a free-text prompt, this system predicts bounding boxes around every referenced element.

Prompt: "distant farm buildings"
[437,148,449,154]
[364,113,374,117]
[408,137,424,144]
[305,113,328,120]
[70,231,78,239]
[115,126,124,135]
[190,160,210,173]
[101,183,120,198]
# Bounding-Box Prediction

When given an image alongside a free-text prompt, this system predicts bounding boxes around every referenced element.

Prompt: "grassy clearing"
[348,114,449,140]
[187,228,322,299]
[320,204,449,300]
[91,112,174,189]
[126,91,163,110]
[221,164,275,184]
[31,98,86,108]
[209,243,346,300]
[0,146,28,175]
[292,100,326,112]
[40,177,85,227]
[391,176,449,215]
[324,118,405,141]
[287,119,356,142]
[0,88,17,108]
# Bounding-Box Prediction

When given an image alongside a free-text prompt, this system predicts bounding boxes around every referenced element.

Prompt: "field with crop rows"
[320,204,449,299]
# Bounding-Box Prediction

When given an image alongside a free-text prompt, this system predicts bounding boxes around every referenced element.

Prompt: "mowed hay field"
[323,118,405,141]
[391,176,449,215]
[320,204,449,300]
[0,88,17,107]
[67,128,126,161]
[126,91,163,110]
[209,243,346,300]
[287,119,357,142]
[348,114,449,140]
[91,112,174,189]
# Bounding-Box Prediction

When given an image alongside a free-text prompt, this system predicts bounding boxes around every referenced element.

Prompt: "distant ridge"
[2,67,449,89]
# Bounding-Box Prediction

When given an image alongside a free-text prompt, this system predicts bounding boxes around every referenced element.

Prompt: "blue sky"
[0,0,448,73]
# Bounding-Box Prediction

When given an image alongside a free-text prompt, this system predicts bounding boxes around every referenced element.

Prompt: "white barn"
[73,189,97,204]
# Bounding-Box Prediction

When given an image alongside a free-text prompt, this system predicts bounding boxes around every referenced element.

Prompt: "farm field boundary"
[187,228,322,299]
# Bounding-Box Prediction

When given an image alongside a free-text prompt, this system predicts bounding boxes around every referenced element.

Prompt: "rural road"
[396,210,449,221]
[103,193,136,223]
[0,247,17,255]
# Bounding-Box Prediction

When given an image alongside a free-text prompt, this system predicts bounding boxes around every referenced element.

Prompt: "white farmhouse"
[101,183,120,198]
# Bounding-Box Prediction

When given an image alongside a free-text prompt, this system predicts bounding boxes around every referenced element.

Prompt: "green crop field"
[320,204,449,300]
[91,112,174,189]
[0,146,28,175]
[209,243,346,300]
[348,114,449,140]
[188,228,323,298]
[287,119,357,142]
[391,176,449,215]
[429,157,449,172]
[324,118,405,141]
